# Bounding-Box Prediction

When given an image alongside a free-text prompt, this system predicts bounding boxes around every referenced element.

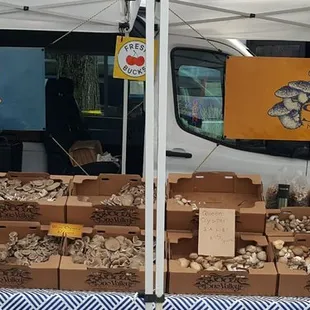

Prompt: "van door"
[165,40,308,185]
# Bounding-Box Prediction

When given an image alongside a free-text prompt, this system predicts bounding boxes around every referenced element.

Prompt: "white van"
[162,34,309,186]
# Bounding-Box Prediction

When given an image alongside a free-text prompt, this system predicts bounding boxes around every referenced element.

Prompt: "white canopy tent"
[0,0,140,33]
[144,0,310,40]
[147,1,310,309]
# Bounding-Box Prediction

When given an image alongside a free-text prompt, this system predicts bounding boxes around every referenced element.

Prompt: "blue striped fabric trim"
[0,290,309,310]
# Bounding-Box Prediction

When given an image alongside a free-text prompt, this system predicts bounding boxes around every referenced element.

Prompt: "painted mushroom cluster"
[268,81,310,129]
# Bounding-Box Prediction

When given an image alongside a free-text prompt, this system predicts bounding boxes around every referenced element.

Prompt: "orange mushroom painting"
[224,56,310,140]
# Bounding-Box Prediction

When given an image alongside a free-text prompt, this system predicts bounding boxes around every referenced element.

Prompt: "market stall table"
[0,289,310,310]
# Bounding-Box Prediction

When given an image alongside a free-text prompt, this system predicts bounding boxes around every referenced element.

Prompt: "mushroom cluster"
[0,232,60,266]
[267,214,310,233]
[289,180,310,207]
[272,239,310,273]
[178,245,267,271]
[68,235,150,269]
[101,183,157,207]
[0,178,68,202]
[174,195,198,211]
[268,81,310,129]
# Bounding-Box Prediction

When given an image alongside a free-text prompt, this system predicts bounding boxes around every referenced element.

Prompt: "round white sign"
[118,40,146,78]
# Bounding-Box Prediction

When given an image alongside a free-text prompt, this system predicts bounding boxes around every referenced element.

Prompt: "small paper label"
[198,208,235,257]
[48,222,83,238]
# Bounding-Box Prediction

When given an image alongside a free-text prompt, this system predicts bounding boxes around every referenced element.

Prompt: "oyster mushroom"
[273,240,285,250]
[189,253,198,260]
[190,261,202,271]
[268,102,291,117]
[178,258,190,268]
[245,245,257,253]
[275,85,300,109]
[257,251,267,261]
[288,81,310,104]
[238,248,246,255]
[278,111,302,129]
[278,256,288,264]
[292,246,304,256]
[120,194,134,207]
[105,238,121,252]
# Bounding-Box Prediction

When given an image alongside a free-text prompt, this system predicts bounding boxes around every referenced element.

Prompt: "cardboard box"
[269,235,310,297]
[168,231,277,295]
[0,221,60,289]
[0,172,71,224]
[266,207,310,237]
[67,174,156,228]
[167,172,265,233]
[59,226,166,292]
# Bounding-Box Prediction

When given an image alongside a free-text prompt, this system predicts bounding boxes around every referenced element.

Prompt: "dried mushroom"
[0,231,60,266]
[101,183,159,207]
[68,234,152,269]
[0,178,68,202]
[178,245,267,271]
[273,239,310,273]
[288,175,310,207]
[265,184,279,209]
[267,214,310,233]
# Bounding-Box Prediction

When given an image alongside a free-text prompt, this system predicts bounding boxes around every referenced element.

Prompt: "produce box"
[269,235,310,297]
[167,172,265,233]
[168,231,277,295]
[67,174,156,228]
[0,221,60,289]
[0,172,71,224]
[59,226,166,292]
[266,207,310,237]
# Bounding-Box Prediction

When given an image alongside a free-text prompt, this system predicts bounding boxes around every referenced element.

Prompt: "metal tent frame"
[144,1,310,309]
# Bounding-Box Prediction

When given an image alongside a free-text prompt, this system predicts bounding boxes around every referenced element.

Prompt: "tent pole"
[121,33,129,174]
[155,0,169,308]
[145,0,155,308]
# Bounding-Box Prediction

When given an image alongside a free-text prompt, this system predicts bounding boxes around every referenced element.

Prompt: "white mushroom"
[189,253,198,260]
[226,263,237,271]
[273,240,285,250]
[178,258,190,268]
[190,261,202,271]
[245,245,257,253]
[257,251,267,261]
[238,248,246,255]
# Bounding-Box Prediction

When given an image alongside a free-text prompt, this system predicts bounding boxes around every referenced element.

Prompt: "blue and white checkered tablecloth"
[0,289,309,310]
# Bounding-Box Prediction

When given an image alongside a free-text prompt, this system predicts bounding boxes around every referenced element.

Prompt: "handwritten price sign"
[48,222,83,238]
[198,208,235,257]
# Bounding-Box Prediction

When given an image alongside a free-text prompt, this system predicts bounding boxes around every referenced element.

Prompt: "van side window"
[171,48,310,159]
[172,49,226,140]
